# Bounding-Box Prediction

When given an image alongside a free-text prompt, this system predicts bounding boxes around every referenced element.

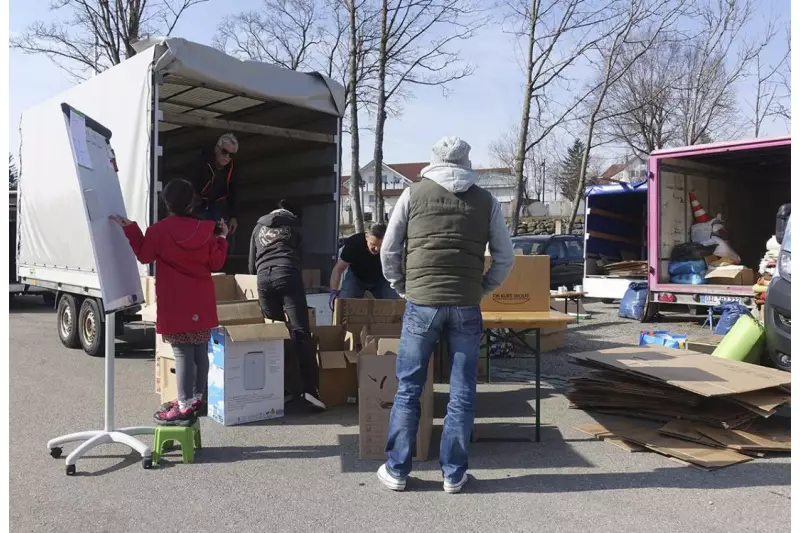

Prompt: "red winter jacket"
[123,216,228,335]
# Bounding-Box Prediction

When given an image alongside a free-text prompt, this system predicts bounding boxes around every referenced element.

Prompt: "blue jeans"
[385,302,483,482]
[339,268,398,299]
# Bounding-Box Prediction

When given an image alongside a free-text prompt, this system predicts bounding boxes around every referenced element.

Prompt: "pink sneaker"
[159,398,206,416]
[154,404,196,426]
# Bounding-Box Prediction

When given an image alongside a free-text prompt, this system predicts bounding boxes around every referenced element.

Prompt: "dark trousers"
[257,266,318,395]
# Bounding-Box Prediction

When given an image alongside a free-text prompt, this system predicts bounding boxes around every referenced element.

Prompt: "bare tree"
[505,0,626,235]
[749,27,790,137]
[489,125,552,202]
[11,0,207,80]
[370,0,485,221]
[566,0,688,232]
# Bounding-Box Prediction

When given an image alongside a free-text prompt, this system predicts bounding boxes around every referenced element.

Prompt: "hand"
[217,219,229,238]
[228,217,238,235]
[328,289,340,311]
[109,215,133,227]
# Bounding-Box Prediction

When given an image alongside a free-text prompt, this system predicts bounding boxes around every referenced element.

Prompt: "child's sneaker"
[159,398,206,417]
[154,405,196,426]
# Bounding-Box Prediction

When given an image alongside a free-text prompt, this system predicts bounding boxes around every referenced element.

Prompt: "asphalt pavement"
[9,297,790,533]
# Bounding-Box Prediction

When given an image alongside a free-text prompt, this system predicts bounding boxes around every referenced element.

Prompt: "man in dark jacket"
[193,133,240,235]
[248,199,324,412]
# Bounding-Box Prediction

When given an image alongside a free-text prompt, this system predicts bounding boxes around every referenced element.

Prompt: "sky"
[8,0,792,177]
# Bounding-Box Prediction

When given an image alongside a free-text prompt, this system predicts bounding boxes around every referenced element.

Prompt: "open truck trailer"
[583,181,648,302]
[643,136,791,319]
[16,38,345,356]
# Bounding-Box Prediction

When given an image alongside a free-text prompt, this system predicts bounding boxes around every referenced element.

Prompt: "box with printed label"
[333,298,406,327]
[358,337,433,461]
[207,301,291,426]
[313,325,359,407]
[481,255,550,312]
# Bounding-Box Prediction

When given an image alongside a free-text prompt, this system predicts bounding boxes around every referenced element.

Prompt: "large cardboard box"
[705,266,756,286]
[313,325,359,407]
[207,301,291,426]
[333,298,406,327]
[481,255,550,312]
[359,337,433,461]
[157,355,178,404]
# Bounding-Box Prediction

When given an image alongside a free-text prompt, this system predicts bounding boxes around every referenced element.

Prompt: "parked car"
[764,206,791,371]
[510,234,584,290]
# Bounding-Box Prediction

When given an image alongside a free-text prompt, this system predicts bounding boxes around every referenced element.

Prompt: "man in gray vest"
[377,136,514,493]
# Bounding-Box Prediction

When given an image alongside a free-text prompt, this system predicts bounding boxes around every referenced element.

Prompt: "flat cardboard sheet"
[570,346,791,397]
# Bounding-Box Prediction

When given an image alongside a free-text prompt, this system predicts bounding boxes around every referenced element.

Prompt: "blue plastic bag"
[670,274,707,285]
[713,302,751,335]
[639,330,687,350]
[618,282,648,320]
[668,260,707,276]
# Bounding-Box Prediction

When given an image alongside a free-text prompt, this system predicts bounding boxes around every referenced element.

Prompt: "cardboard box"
[333,298,406,327]
[303,269,322,289]
[207,303,291,426]
[313,325,359,407]
[686,334,725,355]
[481,255,550,312]
[359,337,433,461]
[157,355,178,404]
[705,266,755,286]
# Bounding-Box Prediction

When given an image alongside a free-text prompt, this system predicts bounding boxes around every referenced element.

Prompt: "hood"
[418,163,480,193]
[258,209,300,228]
[163,216,217,250]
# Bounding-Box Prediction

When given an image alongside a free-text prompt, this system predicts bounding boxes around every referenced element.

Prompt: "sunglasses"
[218,146,236,158]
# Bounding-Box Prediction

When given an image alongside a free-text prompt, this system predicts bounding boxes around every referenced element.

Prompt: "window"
[545,241,567,260]
[564,239,584,259]
[511,239,547,256]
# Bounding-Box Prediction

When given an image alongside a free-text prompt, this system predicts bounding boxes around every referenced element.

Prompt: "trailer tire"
[79,298,105,357]
[640,295,659,323]
[601,299,615,305]
[57,295,82,349]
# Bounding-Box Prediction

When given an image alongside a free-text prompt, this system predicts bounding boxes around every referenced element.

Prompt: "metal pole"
[104,312,115,432]
[535,327,540,442]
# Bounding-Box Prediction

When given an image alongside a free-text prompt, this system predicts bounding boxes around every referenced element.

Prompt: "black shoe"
[303,391,327,413]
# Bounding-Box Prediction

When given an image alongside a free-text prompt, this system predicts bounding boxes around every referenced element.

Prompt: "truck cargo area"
[583,183,648,301]
[156,76,340,281]
[652,138,790,305]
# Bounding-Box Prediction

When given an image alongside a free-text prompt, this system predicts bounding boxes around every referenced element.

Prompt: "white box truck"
[16,38,345,356]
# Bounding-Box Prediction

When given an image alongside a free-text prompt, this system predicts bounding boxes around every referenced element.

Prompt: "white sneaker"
[443,472,469,494]
[377,464,406,491]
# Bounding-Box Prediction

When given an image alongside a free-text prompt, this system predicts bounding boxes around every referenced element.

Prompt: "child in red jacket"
[111,178,229,425]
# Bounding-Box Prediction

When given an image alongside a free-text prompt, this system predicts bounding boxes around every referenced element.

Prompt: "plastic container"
[711,315,765,364]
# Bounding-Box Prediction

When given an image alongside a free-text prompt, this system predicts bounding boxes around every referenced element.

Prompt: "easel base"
[47,426,156,475]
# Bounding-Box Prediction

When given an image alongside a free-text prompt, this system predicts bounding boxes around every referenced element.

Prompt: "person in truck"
[192,132,240,235]
[376,136,514,493]
[328,223,397,310]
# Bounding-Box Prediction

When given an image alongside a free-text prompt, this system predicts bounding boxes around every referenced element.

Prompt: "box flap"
[344,351,358,364]
[213,274,238,301]
[705,266,745,279]
[312,325,346,351]
[224,323,291,342]
[360,323,402,347]
[233,274,259,300]
[319,350,348,369]
[216,301,264,326]
[377,338,402,356]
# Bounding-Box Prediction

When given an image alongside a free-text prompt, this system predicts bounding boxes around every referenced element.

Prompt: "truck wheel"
[79,298,105,357]
[57,295,82,349]
[601,299,615,305]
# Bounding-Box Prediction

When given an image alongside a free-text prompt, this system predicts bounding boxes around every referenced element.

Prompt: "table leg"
[535,327,541,442]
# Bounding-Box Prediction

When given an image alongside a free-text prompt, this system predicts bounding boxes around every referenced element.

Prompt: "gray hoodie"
[380,163,514,299]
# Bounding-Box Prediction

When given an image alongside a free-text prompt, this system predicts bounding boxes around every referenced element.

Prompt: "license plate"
[698,294,744,305]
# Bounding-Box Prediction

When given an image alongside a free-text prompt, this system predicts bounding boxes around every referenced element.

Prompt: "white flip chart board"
[62,103,144,313]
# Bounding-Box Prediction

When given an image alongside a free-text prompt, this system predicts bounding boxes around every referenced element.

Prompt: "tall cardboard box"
[481,255,550,312]
[313,325,359,407]
[359,337,433,461]
[208,300,291,426]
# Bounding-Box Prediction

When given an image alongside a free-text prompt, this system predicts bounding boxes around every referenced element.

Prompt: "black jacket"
[248,209,302,275]
[192,149,239,217]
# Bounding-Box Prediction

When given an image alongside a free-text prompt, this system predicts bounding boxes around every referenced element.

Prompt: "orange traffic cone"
[689,192,711,223]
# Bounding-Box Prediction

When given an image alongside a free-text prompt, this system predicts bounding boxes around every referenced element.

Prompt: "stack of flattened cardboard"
[602,260,648,277]
[570,346,791,470]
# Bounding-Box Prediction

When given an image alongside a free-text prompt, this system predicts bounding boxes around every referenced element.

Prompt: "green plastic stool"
[152,420,202,464]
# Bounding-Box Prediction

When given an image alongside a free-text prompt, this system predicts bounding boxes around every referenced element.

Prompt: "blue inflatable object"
[713,302,752,335]
[668,260,707,276]
[670,274,707,285]
[619,282,648,320]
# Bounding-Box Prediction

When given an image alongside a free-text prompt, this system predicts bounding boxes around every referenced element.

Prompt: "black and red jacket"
[193,149,239,217]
